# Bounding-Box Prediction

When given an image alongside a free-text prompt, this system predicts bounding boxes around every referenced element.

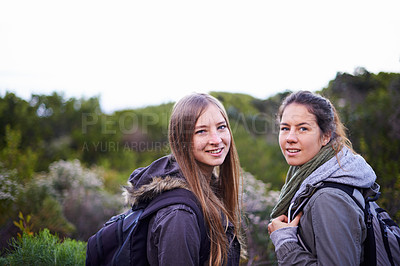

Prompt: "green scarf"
[270,144,336,218]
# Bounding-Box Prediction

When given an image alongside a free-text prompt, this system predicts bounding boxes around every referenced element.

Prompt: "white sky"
[1,0,399,113]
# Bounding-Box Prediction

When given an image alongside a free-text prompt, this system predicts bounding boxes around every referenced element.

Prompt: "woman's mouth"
[286,149,300,155]
[207,148,223,155]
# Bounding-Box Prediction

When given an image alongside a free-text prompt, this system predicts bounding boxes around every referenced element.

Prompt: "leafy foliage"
[14,179,76,237]
[241,172,280,265]
[0,229,86,266]
[37,160,123,240]
[0,126,37,182]
[13,212,33,238]
[321,69,400,221]
[0,69,399,263]
[0,165,19,223]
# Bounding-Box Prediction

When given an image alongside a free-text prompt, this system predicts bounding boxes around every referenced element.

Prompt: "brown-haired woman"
[125,93,243,265]
[267,90,379,265]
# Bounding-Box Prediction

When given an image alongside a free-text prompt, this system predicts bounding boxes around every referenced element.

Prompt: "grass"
[0,229,86,266]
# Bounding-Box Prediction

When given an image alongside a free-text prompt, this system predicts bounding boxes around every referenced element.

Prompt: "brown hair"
[168,93,242,265]
[277,90,353,153]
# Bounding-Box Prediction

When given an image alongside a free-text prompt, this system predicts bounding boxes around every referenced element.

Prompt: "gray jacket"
[270,147,378,265]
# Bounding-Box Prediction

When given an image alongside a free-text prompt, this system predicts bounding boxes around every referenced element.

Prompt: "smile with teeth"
[208,148,223,154]
[287,149,300,153]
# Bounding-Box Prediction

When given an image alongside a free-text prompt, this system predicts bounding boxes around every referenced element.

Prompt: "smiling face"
[279,103,330,166]
[192,104,231,175]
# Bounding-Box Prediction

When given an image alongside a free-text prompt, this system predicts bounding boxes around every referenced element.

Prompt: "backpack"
[317,182,400,266]
[86,188,210,266]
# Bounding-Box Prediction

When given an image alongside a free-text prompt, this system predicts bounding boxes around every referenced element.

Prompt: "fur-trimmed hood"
[124,155,189,206]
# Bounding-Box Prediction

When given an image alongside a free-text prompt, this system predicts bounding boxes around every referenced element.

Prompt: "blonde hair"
[168,93,242,265]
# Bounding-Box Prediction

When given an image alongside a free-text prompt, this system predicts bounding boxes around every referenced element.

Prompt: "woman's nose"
[209,131,222,144]
[286,129,298,143]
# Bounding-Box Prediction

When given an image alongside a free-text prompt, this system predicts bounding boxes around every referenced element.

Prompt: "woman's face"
[192,104,231,175]
[279,103,330,166]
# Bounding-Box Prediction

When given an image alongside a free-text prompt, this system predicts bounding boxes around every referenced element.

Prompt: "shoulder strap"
[292,182,364,219]
[320,182,365,210]
[141,188,201,219]
[320,182,378,266]
[111,209,144,266]
[130,188,210,265]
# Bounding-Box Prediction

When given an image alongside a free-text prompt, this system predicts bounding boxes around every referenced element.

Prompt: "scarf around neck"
[270,144,336,218]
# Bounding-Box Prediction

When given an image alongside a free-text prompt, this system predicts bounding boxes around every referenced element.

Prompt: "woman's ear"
[322,133,331,146]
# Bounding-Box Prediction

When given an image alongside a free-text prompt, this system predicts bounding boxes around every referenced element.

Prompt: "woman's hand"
[267,213,302,235]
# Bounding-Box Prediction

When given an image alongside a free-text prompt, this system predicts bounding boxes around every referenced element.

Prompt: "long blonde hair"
[168,93,242,265]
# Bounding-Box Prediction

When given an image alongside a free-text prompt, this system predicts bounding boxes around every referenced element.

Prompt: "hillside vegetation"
[1,68,399,264]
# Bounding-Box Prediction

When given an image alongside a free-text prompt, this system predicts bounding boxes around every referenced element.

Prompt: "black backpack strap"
[95,227,105,262]
[292,182,365,217]
[112,209,144,266]
[363,201,377,266]
[320,182,364,210]
[320,182,378,266]
[376,207,399,266]
[131,188,210,265]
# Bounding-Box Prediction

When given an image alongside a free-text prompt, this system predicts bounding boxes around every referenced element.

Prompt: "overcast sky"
[1,0,399,113]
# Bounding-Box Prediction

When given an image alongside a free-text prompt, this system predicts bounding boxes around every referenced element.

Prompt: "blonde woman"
[125,93,242,265]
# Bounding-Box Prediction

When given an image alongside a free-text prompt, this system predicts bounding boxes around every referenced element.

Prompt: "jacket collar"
[124,176,189,206]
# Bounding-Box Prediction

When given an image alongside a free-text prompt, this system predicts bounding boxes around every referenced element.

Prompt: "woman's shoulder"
[306,185,364,217]
[151,203,199,226]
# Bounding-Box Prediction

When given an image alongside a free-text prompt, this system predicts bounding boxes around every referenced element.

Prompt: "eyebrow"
[195,120,226,129]
[280,122,312,126]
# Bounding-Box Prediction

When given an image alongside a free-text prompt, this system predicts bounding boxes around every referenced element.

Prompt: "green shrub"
[0,229,86,266]
[44,159,123,240]
[0,164,20,225]
[242,172,280,265]
[14,180,76,238]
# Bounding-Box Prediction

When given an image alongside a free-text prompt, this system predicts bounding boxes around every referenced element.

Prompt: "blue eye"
[195,130,205,134]
[280,127,289,131]
[218,125,227,130]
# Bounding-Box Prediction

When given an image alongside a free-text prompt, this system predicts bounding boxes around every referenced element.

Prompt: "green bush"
[0,229,86,266]
[14,180,76,238]
[242,172,280,265]
[44,159,124,240]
